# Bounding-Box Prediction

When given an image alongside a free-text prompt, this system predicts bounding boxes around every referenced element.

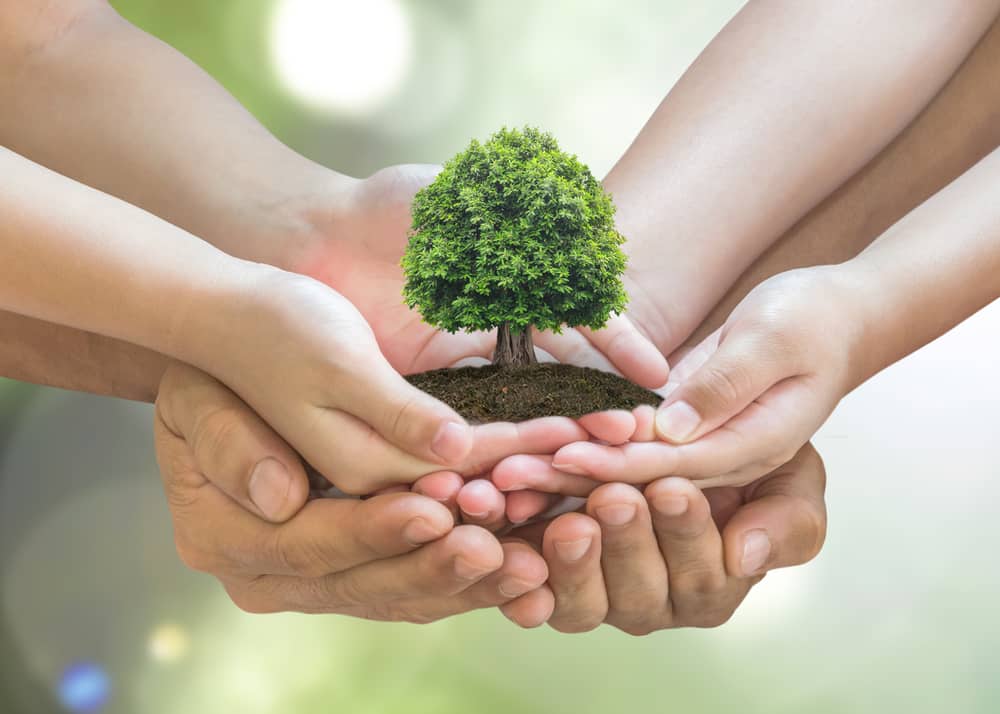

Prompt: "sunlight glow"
[269,0,413,114]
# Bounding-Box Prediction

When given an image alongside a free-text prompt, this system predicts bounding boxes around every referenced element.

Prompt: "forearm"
[843,147,1000,388]
[0,0,348,268]
[608,0,1000,352]
[0,311,167,402]
[680,16,1000,352]
[0,147,256,365]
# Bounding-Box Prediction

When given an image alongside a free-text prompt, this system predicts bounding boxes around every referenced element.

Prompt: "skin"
[1,0,992,628]
[547,120,1000,492]
[154,363,554,625]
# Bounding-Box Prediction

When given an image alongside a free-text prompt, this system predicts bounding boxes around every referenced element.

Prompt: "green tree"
[402,127,628,367]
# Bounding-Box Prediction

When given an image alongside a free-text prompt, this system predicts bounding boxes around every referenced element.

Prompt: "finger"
[260,525,505,612]
[645,477,748,628]
[499,585,556,629]
[552,377,816,485]
[460,417,590,475]
[654,328,798,444]
[666,328,721,383]
[339,354,475,467]
[586,484,668,635]
[457,479,508,531]
[182,489,454,578]
[703,487,745,531]
[393,540,550,623]
[722,444,827,577]
[505,491,559,525]
[577,410,637,445]
[492,454,599,497]
[412,471,463,521]
[155,364,309,522]
[577,313,670,389]
[531,326,621,375]
[542,513,608,633]
[630,405,658,442]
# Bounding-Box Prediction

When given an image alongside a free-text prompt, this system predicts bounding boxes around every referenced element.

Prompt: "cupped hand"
[500,444,827,634]
[153,363,553,625]
[301,163,670,387]
[539,267,858,489]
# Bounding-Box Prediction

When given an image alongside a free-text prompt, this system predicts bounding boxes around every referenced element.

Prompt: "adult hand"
[501,444,827,634]
[298,163,670,388]
[153,363,553,626]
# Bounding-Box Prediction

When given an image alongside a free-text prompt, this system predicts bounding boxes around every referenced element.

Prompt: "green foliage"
[402,126,628,334]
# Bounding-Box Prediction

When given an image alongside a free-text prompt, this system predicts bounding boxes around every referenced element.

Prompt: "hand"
[153,363,554,626]
[501,444,827,634]
[543,267,859,488]
[301,164,670,388]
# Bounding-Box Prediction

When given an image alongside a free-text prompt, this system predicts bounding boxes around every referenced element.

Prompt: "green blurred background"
[3,1,1000,712]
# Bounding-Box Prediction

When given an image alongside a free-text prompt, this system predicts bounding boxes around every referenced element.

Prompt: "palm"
[307,165,494,374]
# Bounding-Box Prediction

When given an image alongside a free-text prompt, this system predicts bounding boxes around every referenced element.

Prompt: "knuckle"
[324,573,369,608]
[699,363,750,409]
[800,506,828,564]
[271,529,336,579]
[615,620,661,637]
[192,406,247,464]
[228,589,280,615]
[174,537,213,574]
[670,568,729,598]
[548,614,604,634]
[688,606,736,629]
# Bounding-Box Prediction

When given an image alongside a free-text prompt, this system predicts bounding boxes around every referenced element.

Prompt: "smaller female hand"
[539,267,862,489]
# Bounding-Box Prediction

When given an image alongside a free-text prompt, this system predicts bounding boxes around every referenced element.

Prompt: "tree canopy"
[402,126,628,340]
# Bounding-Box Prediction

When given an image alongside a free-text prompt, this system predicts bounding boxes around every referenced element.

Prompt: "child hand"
[539,267,862,488]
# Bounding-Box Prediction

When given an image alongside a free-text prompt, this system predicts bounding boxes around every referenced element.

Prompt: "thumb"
[156,363,309,523]
[338,356,475,468]
[654,328,793,444]
[721,444,827,577]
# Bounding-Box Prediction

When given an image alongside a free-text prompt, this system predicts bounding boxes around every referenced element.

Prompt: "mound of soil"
[405,363,662,422]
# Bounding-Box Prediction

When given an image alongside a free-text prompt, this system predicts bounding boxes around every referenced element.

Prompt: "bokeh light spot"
[269,0,413,114]
[148,623,190,664]
[58,662,111,713]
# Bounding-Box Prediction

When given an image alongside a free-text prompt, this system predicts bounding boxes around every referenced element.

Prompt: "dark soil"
[406,363,662,422]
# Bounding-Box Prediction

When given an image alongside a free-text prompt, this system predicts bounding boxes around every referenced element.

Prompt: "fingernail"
[655,401,701,443]
[554,537,592,563]
[741,529,771,576]
[499,577,533,598]
[551,462,590,476]
[403,517,443,545]
[595,503,637,527]
[652,494,688,517]
[249,458,291,520]
[454,556,493,580]
[432,421,471,463]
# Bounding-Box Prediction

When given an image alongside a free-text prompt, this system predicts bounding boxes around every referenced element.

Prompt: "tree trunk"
[493,322,537,367]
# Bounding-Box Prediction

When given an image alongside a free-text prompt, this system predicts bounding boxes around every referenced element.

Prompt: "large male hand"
[153,363,553,626]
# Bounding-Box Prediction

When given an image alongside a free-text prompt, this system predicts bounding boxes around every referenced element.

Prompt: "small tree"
[402,127,628,367]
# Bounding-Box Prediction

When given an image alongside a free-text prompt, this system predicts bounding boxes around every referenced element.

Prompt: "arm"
[0,0,346,400]
[680,15,1000,353]
[548,146,1000,489]
[0,310,166,402]
[0,0,344,267]
[0,147,490,494]
[607,0,1000,354]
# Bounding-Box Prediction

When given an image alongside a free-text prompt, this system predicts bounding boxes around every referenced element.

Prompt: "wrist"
[217,163,361,274]
[164,257,281,375]
[822,261,889,392]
